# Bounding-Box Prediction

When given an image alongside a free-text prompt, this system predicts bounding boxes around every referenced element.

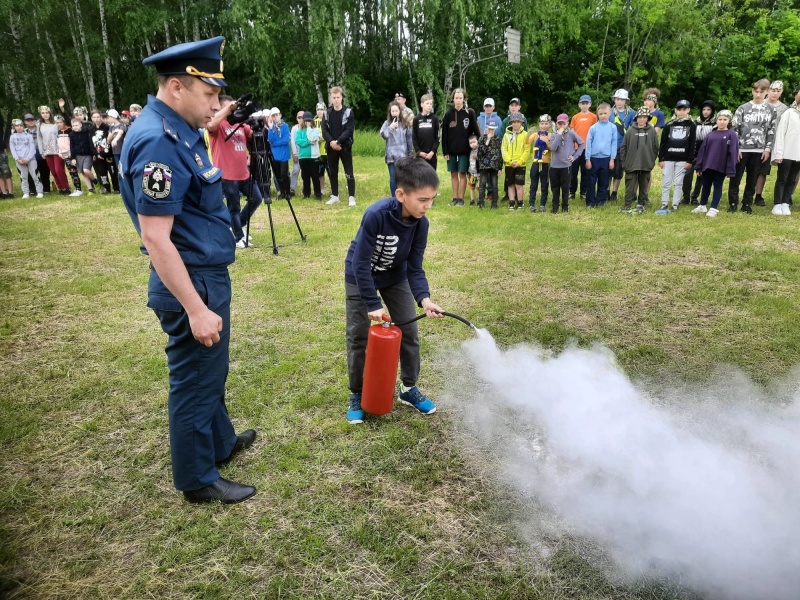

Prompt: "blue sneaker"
[398,386,437,414]
[346,393,364,424]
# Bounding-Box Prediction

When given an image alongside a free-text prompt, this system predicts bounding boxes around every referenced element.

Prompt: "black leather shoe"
[183,477,256,504]
[216,429,257,466]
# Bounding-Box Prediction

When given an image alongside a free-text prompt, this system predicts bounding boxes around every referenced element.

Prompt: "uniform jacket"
[120,94,234,273]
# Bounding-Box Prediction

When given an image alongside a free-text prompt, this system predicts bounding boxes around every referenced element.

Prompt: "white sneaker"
[782,203,792,215]
[325,195,340,205]
[22,194,30,199]
[772,204,784,215]
[692,205,707,213]
[707,207,719,217]
[69,190,83,197]
[235,238,247,249]
[348,196,356,207]
[36,193,44,198]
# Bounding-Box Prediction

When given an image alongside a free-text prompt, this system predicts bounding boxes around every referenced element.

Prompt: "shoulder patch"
[142,162,173,199]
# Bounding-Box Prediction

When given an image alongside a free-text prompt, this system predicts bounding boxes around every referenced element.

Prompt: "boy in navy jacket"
[343,158,445,423]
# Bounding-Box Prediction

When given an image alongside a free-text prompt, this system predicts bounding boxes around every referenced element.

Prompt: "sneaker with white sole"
[782,203,792,215]
[692,205,707,213]
[398,386,436,414]
[348,196,356,207]
[346,393,364,424]
[69,190,83,197]
[325,195,340,205]
[235,238,249,249]
[772,204,784,215]
[707,207,719,217]
[36,193,44,198]
[22,194,30,199]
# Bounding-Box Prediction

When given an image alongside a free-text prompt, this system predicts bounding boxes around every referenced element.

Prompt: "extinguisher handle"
[381,313,392,323]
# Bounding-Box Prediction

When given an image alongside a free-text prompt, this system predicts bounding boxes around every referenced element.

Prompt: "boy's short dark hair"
[469,135,478,141]
[752,78,770,90]
[395,157,439,192]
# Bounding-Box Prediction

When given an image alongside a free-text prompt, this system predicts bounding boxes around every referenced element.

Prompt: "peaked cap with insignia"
[143,36,227,87]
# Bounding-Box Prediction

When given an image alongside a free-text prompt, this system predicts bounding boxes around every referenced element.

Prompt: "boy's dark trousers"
[549,167,570,212]
[328,146,356,197]
[299,157,321,198]
[727,152,763,210]
[529,163,550,208]
[32,156,50,193]
[345,280,420,394]
[569,149,588,197]
[586,157,611,206]
[623,170,652,207]
[478,169,498,207]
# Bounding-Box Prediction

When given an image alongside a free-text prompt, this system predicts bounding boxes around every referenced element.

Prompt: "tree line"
[2,0,799,126]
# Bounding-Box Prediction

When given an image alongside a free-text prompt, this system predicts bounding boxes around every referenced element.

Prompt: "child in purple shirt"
[691,110,739,217]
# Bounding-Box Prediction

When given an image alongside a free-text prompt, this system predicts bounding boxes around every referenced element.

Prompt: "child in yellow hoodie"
[501,112,530,210]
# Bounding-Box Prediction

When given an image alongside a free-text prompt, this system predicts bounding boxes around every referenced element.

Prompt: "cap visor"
[200,76,227,88]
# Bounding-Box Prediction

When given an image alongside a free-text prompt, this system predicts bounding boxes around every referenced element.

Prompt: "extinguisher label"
[371,235,399,272]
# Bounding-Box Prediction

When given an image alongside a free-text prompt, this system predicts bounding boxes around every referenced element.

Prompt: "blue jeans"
[586,156,611,206]
[387,162,397,197]
[222,179,263,241]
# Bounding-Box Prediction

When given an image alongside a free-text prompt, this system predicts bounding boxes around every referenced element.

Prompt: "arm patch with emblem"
[142,162,173,199]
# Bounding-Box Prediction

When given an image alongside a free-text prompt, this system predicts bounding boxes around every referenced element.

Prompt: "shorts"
[505,165,526,186]
[447,154,470,173]
[759,158,772,176]
[0,153,10,178]
[611,154,624,179]
[467,172,479,189]
[75,155,93,173]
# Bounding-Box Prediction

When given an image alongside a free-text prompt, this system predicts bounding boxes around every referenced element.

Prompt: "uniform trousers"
[151,268,237,491]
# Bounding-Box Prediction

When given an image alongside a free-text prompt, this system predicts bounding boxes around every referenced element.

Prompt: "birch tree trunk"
[64,3,91,101]
[46,31,71,107]
[31,13,54,102]
[73,0,97,107]
[9,14,27,101]
[161,0,172,46]
[98,0,115,108]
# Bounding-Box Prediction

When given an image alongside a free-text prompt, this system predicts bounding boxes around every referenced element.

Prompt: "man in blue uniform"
[119,37,257,504]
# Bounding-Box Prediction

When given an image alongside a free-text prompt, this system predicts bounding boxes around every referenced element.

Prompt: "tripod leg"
[284,197,307,242]
[266,201,279,255]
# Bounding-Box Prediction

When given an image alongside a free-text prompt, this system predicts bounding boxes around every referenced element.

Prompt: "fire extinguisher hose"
[390,311,477,330]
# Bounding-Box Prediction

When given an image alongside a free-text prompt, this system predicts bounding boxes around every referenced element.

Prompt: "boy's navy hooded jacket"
[345,198,430,311]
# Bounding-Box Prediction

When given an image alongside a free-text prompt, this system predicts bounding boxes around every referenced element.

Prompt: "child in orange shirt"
[569,94,598,202]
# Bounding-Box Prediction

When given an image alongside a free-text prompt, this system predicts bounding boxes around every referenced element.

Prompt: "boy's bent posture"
[344,158,445,424]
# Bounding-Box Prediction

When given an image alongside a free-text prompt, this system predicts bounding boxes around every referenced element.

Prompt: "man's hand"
[330,141,342,151]
[368,307,385,322]
[421,298,444,318]
[188,306,223,347]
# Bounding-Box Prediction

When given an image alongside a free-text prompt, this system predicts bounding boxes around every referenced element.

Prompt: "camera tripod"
[245,127,306,255]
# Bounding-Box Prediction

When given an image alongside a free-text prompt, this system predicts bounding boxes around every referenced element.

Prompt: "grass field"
[1,149,799,599]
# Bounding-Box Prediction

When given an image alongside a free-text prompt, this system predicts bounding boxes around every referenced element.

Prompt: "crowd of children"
[422,80,800,217]
[1,101,140,199]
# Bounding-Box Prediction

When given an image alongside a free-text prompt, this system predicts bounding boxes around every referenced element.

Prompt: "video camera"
[228,93,263,125]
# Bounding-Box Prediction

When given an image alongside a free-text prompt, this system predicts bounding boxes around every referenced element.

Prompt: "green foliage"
[1,0,797,123]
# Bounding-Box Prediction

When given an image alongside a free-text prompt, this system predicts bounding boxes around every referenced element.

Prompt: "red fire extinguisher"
[361,314,402,415]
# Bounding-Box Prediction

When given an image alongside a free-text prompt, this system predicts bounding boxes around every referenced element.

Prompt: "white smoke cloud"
[440,330,800,600]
